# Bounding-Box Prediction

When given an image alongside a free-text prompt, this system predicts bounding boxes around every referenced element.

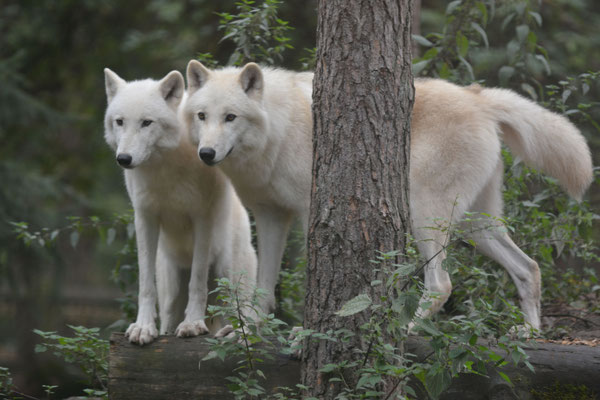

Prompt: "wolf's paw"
[214,325,251,342]
[214,324,237,339]
[125,322,158,345]
[175,320,209,337]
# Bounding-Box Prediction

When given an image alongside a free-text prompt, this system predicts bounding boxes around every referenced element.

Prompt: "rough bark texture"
[108,333,300,400]
[302,0,413,398]
[108,333,600,399]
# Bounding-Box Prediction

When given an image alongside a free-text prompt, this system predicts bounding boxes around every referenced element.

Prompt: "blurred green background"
[0,0,598,397]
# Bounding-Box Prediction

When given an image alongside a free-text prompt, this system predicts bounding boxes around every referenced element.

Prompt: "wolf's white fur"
[104,69,257,345]
[184,61,313,312]
[183,62,593,330]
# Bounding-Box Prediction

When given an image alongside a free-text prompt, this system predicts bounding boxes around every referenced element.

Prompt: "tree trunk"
[302,0,413,398]
[412,0,422,57]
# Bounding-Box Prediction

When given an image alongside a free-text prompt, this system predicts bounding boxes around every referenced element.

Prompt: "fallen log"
[108,333,600,399]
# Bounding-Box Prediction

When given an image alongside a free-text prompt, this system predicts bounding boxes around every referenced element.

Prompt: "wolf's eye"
[141,120,153,127]
[197,112,205,121]
[115,118,123,126]
[225,114,237,122]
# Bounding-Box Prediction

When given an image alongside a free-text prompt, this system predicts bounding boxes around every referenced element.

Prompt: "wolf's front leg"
[254,207,294,313]
[126,210,160,345]
[175,226,211,337]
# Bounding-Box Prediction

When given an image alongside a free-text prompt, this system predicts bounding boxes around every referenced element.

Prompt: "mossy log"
[108,332,600,399]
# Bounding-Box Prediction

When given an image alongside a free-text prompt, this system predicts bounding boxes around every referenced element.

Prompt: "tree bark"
[302,0,413,398]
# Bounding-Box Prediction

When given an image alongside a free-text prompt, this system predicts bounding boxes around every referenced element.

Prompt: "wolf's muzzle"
[116,153,133,168]
[199,147,216,165]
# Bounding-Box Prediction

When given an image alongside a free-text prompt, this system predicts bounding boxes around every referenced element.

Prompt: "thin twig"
[383,378,403,400]
[235,285,254,371]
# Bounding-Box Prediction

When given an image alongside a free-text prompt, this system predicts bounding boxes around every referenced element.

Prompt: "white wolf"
[103,68,257,345]
[183,61,313,313]
[183,61,593,331]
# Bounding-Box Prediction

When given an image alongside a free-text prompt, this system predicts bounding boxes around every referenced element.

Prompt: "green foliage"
[413,0,494,82]
[0,367,16,399]
[204,275,299,399]
[414,0,550,93]
[322,249,533,400]
[34,325,109,399]
[217,0,294,66]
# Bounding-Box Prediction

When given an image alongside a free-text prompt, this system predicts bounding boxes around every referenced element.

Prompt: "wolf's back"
[480,87,593,200]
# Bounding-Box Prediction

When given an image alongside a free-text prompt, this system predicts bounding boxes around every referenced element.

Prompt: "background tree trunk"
[302,0,413,398]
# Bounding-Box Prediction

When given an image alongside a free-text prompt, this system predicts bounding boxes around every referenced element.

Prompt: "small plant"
[34,325,109,399]
[204,274,297,399]
[0,367,19,400]
[217,0,293,66]
[412,0,494,82]
[326,246,533,400]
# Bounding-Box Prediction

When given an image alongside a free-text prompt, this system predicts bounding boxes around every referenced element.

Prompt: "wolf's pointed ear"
[104,68,126,103]
[239,63,263,99]
[159,70,185,109]
[186,60,210,94]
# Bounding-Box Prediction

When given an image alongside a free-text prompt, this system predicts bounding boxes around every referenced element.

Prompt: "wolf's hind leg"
[156,245,187,335]
[466,223,541,330]
[463,161,541,330]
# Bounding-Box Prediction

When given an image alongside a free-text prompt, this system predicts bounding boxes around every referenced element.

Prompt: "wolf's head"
[103,69,184,169]
[183,61,268,166]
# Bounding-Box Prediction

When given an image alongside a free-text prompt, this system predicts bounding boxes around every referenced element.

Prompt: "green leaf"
[561,89,572,104]
[582,83,590,96]
[425,369,451,399]
[506,40,520,60]
[520,83,537,100]
[439,62,451,79]
[516,25,529,43]
[412,59,431,76]
[456,31,469,57]
[528,11,542,27]
[421,47,439,60]
[497,371,512,385]
[498,66,515,86]
[446,0,461,14]
[476,2,488,25]
[412,34,434,47]
[319,363,338,373]
[449,347,467,359]
[458,55,475,81]
[34,344,47,353]
[335,294,372,317]
[357,373,381,388]
[416,318,442,336]
[535,54,551,75]
[510,350,522,365]
[470,22,488,48]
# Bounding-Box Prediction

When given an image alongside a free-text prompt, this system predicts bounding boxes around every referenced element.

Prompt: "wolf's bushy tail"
[480,87,593,200]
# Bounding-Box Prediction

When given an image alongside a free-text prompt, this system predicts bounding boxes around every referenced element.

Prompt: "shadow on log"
[109,333,600,399]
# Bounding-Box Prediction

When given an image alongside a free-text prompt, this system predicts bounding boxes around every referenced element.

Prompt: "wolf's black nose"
[116,153,133,167]
[199,147,216,164]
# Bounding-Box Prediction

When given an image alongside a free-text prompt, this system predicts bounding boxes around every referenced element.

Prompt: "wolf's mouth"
[225,146,234,158]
